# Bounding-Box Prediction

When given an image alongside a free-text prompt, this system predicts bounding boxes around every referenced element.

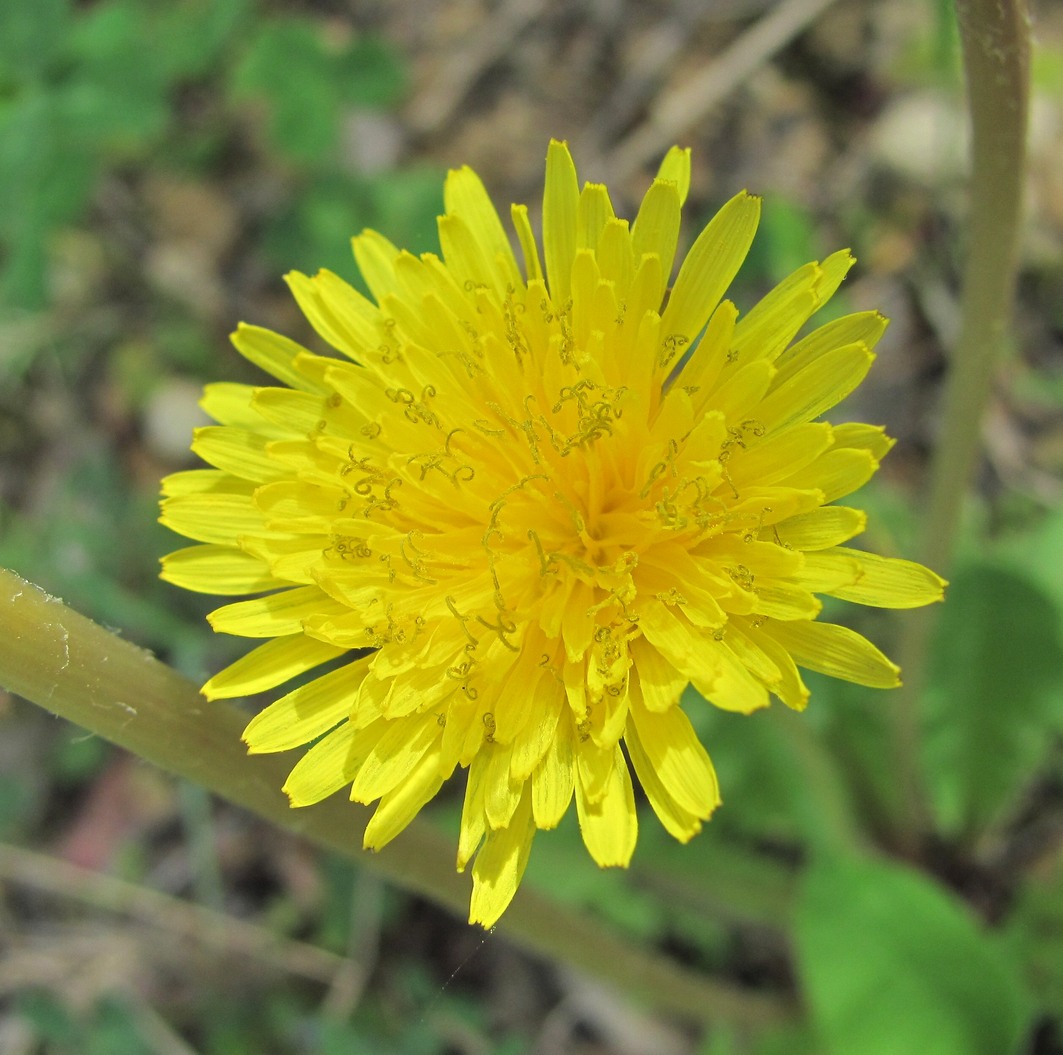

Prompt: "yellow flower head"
[160,141,944,927]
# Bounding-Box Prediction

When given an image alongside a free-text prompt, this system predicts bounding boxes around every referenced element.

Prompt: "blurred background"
[1,0,1062,1052]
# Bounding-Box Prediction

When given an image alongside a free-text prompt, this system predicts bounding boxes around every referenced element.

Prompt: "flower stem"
[888,0,1030,848]
[0,568,795,1027]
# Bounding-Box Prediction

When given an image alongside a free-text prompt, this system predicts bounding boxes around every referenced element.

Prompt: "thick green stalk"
[0,568,795,1027]
[888,0,1030,847]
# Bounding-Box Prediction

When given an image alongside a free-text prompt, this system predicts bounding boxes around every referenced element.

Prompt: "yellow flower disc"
[160,140,945,927]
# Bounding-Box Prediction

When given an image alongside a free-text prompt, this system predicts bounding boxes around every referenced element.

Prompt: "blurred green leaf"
[263,168,442,288]
[923,562,1063,835]
[796,853,1031,1055]
[51,728,110,782]
[0,0,69,83]
[369,165,444,255]
[996,504,1063,613]
[0,90,96,306]
[263,174,373,283]
[522,809,667,941]
[686,688,811,843]
[758,197,820,280]
[154,0,252,80]
[87,997,152,1055]
[0,772,38,840]
[748,1023,821,1055]
[336,35,407,108]
[64,0,171,152]
[0,0,185,308]
[635,822,796,931]
[229,17,342,164]
[230,17,408,165]
[1005,853,1063,1019]
[16,990,80,1046]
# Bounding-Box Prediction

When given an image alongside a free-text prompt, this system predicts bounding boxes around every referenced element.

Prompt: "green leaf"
[336,35,407,108]
[87,997,152,1055]
[229,18,409,164]
[368,166,443,255]
[997,504,1063,612]
[262,174,374,285]
[796,853,1032,1055]
[923,562,1063,834]
[63,0,172,153]
[0,0,69,82]
[153,0,252,80]
[1004,853,1063,1018]
[0,91,97,307]
[15,990,80,1045]
[684,687,817,842]
[229,17,341,164]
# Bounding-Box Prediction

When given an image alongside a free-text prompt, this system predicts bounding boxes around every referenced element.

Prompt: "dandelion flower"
[160,141,945,927]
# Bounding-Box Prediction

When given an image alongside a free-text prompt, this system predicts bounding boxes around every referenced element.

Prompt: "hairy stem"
[888,0,1030,848]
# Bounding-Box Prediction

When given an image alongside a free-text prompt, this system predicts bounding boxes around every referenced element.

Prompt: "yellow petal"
[752,581,822,621]
[363,745,446,850]
[191,426,287,483]
[531,713,575,828]
[458,755,487,871]
[199,383,261,429]
[575,744,637,868]
[597,219,635,294]
[351,229,403,303]
[443,164,520,289]
[658,190,760,368]
[698,637,772,714]
[653,145,691,204]
[510,203,543,283]
[208,585,343,637]
[823,548,947,609]
[230,324,328,392]
[350,711,441,803]
[483,744,524,831]
[632,177,682,281]
[282,719,380,807]
[708,358,775,424]
[576,182,615,254]
[251,388,326,436]
[624,717,704,841]
[160,544,284,595]
[636,602,715,695]
[628,685,720,819]
[728,261,821,365]
[720,621,784,694]
[285,269,383,362]
[243,657,370,753]
[161,469,253,498]
[782,448,879,504]
[765,619,900,688]
[542,139,580,305]
[672,299,738,397]
[438,213,500,294]
[737,620,810,710]
[202,634,347,700]
[470,786,535,928]
[772,506,867,550]
[629,638,687,712]
[831,422,895,460]
[776,309,888,375]
[726,422,834,489]
[759,343,875,434]
[159,492,272,546]
[510,684,562,781]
